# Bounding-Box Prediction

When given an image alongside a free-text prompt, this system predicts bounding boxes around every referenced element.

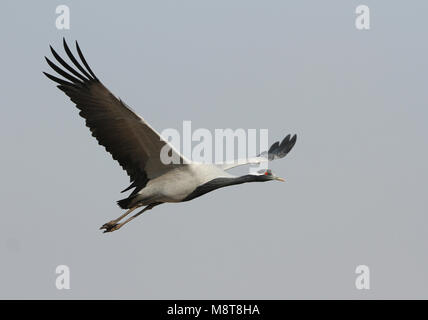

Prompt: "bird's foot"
[100,221,122,233]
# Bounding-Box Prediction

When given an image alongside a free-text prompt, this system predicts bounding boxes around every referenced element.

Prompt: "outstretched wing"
[218,134,297,171]
[44,38,189,195]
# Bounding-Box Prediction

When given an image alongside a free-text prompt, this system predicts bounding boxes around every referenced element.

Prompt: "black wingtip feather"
[45,56,84,85]
[75,40,98,80]
[280,134,291,147]
[63,38,95,81]
[268,141,279,153]
[43,71,78,88]
[50,44,89,82]
[264,133,297,160]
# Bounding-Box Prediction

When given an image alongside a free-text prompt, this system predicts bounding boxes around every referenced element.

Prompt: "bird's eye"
[264,171,269,176]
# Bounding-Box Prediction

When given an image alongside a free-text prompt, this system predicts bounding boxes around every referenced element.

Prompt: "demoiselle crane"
[44,39,297,233]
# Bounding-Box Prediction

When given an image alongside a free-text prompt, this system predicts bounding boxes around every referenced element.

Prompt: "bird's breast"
[139,168,199,202]
[138,164,231,203]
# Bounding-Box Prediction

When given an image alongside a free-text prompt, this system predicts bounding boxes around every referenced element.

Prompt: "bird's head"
[255,169,285,182]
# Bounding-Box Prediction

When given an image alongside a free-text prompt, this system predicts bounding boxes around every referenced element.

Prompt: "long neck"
[182,175,268,202]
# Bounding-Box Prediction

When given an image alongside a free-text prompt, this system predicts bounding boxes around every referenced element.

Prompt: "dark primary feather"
[49,45,89,82]
[63,39,95,80]
[75,41,98,80]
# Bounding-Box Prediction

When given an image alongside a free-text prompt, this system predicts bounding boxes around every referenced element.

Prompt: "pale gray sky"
[1,1,428,299]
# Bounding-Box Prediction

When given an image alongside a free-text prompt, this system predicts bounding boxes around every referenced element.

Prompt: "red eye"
[264,171,269,175]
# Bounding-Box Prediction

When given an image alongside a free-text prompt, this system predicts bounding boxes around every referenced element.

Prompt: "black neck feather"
[182,175,270,202]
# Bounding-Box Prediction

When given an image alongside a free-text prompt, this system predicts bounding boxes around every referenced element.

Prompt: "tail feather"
[117,195,138,209]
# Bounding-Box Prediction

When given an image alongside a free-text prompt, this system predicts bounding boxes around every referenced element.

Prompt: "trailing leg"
[102,203,161,233]
[99,206,138,232]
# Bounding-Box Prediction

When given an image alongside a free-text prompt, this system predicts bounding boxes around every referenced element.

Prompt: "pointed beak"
[275,177,286,182]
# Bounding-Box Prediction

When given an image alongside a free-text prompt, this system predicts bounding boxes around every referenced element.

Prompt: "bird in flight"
[44,39,297,233]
